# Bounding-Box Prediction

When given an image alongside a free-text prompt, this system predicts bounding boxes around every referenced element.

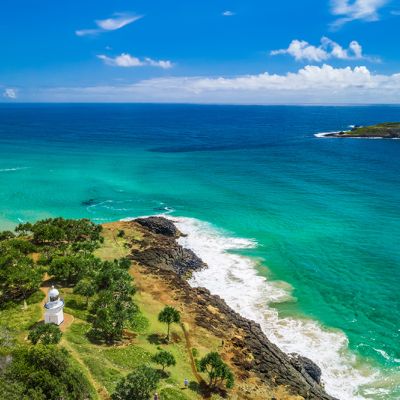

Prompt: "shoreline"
[125,216,336,399]
[164,215,394,400]
[314,131,400,139]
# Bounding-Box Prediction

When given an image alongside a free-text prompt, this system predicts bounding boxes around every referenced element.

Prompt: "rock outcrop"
[289,354,322,385]
[128,217,337,400]
[135,216,180,237]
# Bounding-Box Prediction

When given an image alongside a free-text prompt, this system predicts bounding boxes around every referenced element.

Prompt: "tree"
[4,345,93,399]
[198,352,234,390]
[0,247,42,307]
[89,289,137,344]
[28,323,62,345]
[152,350,176,372]
[74,278,96,307]
[158,306,180,342]
[49,254,96,284]
[111,365,159,400]
[0,231,15,241]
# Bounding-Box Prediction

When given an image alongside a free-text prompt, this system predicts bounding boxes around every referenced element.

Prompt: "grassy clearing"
[94,222,142,261]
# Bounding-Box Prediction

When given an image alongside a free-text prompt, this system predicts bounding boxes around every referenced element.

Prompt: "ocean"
[0,104,399,399]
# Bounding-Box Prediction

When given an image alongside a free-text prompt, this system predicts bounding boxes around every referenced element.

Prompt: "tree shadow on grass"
[147,333,165,345]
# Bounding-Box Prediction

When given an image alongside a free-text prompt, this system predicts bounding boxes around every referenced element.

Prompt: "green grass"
[0,302,42,332]
[102,345,152,370]
[81,353,122,394]
[160,387,191,400]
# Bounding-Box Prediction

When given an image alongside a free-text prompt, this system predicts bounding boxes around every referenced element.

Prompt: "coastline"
[314,131,400,139]
[164,216,392,400]
[125,216,335,400]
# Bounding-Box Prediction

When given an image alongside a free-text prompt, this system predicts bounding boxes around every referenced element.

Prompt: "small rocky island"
[317,122,400,139]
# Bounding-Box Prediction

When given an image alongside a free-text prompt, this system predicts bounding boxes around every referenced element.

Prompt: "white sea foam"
[168,215,384,400]
[314,131,342,138]
[0,167,29,172]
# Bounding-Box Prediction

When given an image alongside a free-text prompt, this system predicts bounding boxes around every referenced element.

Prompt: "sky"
[1,0,400,104]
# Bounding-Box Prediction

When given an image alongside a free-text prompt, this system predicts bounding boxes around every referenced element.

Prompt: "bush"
[111,365,159,400]
[198,352,234,390]
[152,350,176,372]
[28,323,62,345]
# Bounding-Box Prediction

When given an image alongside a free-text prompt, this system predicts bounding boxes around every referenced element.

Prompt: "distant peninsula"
[315,122,400,139]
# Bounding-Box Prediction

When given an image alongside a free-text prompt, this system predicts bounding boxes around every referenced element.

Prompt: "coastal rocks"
[130,217,206,276]
[129,217,336,400]
[289,353,322,384]
[135,216,180,237]
[131,243,206,276]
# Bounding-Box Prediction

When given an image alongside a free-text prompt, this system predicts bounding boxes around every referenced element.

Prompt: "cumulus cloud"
[330,0,389,27]
[222,11,235,16]
[2,88,17,99]
[271,37,369,62]
[34,65,400,104]
[97,53,173,69]
[76,13,142,36]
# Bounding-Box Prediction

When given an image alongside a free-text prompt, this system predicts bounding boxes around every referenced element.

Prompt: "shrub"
[28,323,62,345]
[111,365,159,400]
[152,350,176,371]
[198,352,234,390]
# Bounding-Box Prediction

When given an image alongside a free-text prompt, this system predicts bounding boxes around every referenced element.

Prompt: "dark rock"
[290,353,322,384]
[81,198,97,206]
[129,217,337,400]
[135,216,180,237]
[131,239,206,276]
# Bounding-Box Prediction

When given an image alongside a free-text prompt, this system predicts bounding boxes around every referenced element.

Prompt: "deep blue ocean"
[0,104,399,399]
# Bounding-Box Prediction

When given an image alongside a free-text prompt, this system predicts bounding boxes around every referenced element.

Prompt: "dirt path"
[62,338,110,400]
[180,322,204,385]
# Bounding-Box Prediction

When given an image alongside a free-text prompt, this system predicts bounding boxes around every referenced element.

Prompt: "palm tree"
[158,306,180,342]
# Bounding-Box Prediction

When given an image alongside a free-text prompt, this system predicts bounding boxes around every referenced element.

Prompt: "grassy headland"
[322,122,400,138]
[0,217,332,400]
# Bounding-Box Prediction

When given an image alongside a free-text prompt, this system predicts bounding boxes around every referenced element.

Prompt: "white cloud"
[98,53,173,69]
[76,13,142,36]
[330,0,389,27]
[271,37,368,62]
[3,88,17,99]
[222,11,235,16]
[34,65,400,104]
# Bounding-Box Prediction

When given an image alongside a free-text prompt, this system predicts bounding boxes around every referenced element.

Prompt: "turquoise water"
[0,104,399,398]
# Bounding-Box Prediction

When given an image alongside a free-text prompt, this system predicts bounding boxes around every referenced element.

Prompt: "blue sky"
[1,0,400,103]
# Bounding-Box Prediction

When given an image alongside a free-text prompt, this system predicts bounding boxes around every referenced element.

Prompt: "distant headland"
[315,122,400,139]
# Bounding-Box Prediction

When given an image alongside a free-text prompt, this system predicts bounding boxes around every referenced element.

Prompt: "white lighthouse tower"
[44,286,64,325]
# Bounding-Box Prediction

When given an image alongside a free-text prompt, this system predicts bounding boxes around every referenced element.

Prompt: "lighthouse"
[44,286,64,325]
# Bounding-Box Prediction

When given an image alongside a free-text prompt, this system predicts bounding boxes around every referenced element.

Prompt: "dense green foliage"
[158,306,181,342]
[16,218,102,246]
[89,266,137,343]
[153,350,176,371]
[0,218,103,307]
[0,239,42,307]
[346,122,400,137]
[1,345,93,399]
[73,278,96,306]
[28,323,62,345]
[198,352,234,390]
[49,254,98,284]
[111,365,160,400]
